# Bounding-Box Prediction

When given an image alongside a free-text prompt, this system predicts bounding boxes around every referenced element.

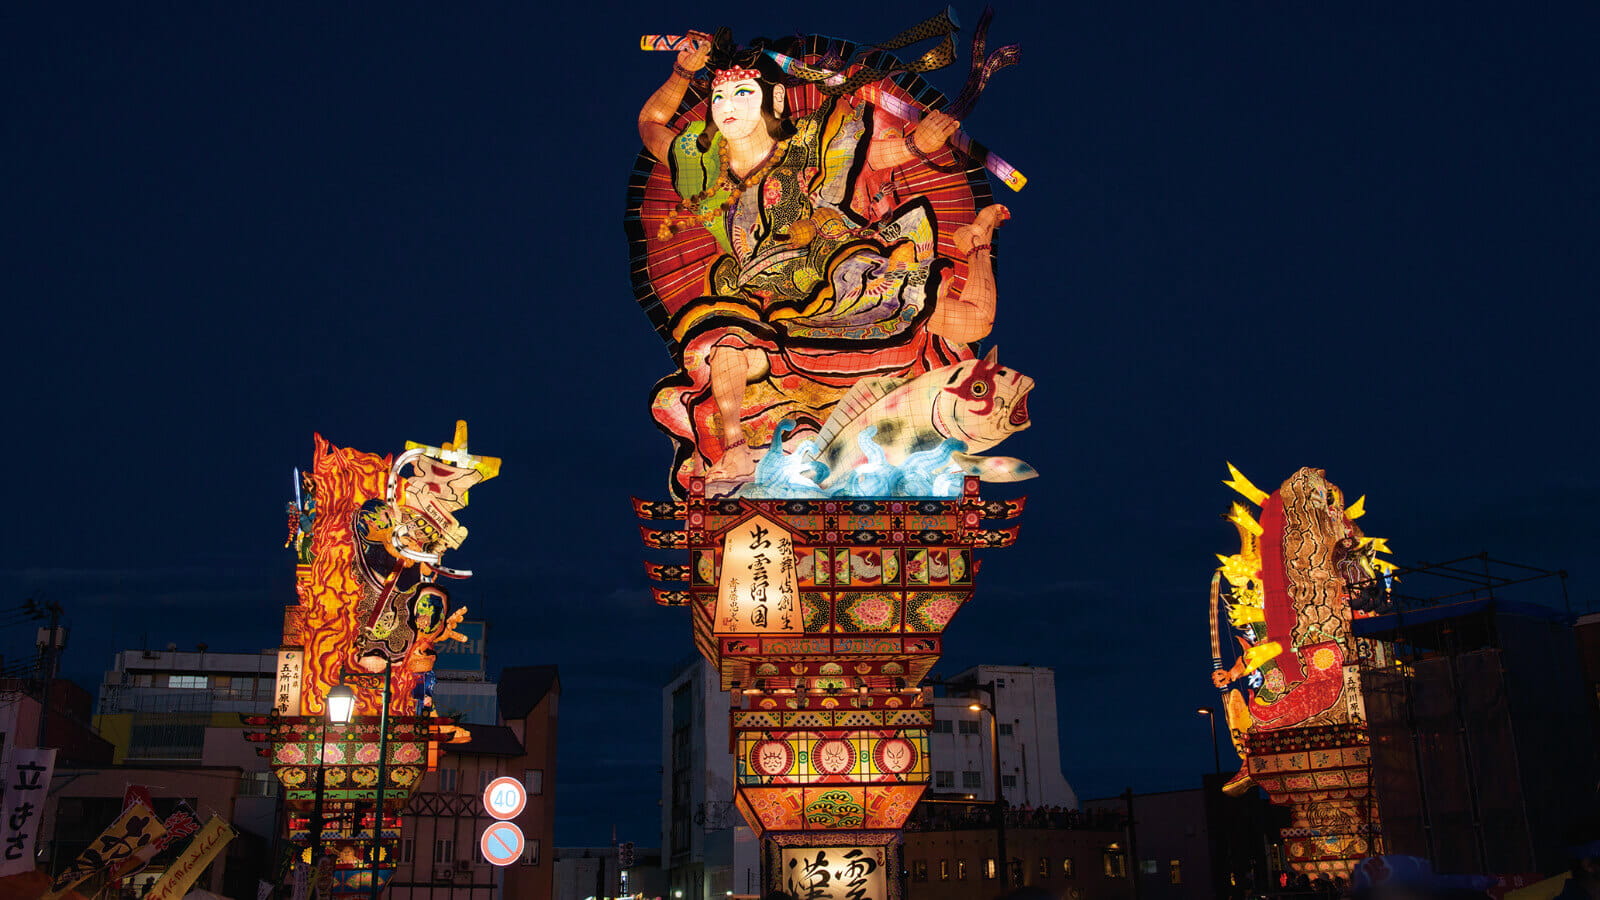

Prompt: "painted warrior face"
[396,457,484,552]
[710,77,765,142]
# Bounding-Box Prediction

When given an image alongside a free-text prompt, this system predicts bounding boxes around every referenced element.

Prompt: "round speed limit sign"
[483,775,527,820]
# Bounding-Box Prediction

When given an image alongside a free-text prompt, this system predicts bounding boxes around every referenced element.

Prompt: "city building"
[660,658,761,900]
[432,621,499,726]
[34,646,283,893]
[1085,782,1286,900]
[553,845,666,900]
[903,803,1129,900]
[385,664,561,900]
[90,646,280,833]
[44,763,263,898]
[927,665,1079,809]
[1359,590,1594,874]
[94,646,278,765]
[0,677,114,766]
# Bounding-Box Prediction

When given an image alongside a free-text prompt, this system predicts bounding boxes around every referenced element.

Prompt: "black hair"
[696,30,800,152]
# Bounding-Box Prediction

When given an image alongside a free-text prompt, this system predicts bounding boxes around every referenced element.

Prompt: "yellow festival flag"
[45,803,167,898]
[143,816,235,900]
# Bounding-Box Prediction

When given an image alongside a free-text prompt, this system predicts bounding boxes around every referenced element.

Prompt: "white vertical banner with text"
[275,648,305,715]
[0,748,57,877]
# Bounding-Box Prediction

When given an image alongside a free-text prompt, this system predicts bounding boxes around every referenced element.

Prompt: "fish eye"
[970,381,989,397]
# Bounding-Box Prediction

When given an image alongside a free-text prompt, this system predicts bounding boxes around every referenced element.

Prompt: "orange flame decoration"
[297,434,418,717]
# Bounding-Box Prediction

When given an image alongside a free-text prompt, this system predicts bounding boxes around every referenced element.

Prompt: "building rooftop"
[450,724,525,757]
[498,665,559,720]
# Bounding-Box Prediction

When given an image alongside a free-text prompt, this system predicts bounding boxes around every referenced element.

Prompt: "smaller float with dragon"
[1207,464,1396,877]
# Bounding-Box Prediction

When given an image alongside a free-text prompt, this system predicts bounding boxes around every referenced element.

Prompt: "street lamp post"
[1196,707,1221,775]
[968,683,1007,890]
[922,678,1009,888]
[370,664,391,900]
[326,671,391,900]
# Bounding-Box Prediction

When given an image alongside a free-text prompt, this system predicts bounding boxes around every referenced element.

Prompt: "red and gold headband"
[711,66,763,88]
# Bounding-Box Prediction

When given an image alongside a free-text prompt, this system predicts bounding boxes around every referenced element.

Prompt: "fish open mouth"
[1008,389,1030,427]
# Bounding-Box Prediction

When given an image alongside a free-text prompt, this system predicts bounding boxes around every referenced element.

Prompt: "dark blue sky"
[8,1,1597,847]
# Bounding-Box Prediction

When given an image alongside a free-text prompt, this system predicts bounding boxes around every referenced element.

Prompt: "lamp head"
[327,683,358,724]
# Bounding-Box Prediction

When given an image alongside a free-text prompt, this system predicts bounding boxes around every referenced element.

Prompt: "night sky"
[9,1,1597,847]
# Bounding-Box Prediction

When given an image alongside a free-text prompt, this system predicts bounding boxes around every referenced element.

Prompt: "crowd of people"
[902,802,1125,832]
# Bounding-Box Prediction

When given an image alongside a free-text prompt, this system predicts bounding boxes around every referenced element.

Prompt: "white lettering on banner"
[275,649,304,716]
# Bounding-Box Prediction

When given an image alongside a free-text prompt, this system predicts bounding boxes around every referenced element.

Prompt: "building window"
[932,718,953,734]
[401,840,414,864]
[961,771,982,789]
[1062,858,1075,878]
[1102,848,1127,879]
[1169,860,1182,884]
[939,860,949,882]
[998,723,1014,736]
[168,675,207,689]
[524,769,544,795]
[1002,775,1018,788]
[479,770,495,792]
[238,772,277,797]
[128,712,208,761]
[934,771,954,789]
[521,839,540,866]
[1039,858,1050,878]
[912,861,928,882]
[438,768,458,793]
[958,719,980,735]
[1009,859,1024,885]
[956,860,967,880]
[435,839,456,864]
[984,859,997,880]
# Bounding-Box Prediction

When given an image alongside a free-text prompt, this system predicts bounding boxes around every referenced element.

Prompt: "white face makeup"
[710,77,765,142]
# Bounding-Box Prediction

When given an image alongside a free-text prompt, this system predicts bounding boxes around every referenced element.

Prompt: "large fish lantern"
[1208,465,1395,877]
[748,348,1037,499]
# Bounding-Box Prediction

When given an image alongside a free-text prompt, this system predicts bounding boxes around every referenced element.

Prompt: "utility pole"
[1123,787,1141,900]
[33,600,66,747]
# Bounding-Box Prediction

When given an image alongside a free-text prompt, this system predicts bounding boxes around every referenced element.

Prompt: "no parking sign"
[479,821,524,867]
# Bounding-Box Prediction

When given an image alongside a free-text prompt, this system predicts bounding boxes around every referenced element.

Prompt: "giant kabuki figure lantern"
[631,14,1034,897]
[1208,465,1395,876]
[251,422,500,896]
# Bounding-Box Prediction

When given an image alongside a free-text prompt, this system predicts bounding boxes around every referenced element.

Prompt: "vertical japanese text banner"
[0,748,56,877]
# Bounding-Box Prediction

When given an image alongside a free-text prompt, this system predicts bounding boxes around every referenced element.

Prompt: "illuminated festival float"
[1207,465,1395,877]
[629,15,1032,899]
[247,422,499,896]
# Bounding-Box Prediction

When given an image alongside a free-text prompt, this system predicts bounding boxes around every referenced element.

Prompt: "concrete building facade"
[659,659,760,900]
[927,665,1079,809]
